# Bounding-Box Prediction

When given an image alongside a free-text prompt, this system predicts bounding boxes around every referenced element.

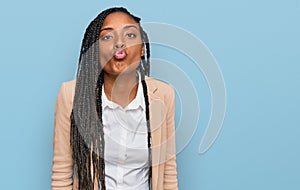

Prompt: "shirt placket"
[116,109,128,189]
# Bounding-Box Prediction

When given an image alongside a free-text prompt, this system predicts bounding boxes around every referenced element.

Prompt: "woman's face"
[99,12,144,76]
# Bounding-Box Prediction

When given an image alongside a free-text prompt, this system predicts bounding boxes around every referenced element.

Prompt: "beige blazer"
[52,77,178,190]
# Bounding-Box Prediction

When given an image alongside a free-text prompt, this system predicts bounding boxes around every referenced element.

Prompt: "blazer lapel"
[145,78,162,190]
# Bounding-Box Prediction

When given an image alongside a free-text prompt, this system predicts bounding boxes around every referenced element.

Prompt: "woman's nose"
[114,35,125,49]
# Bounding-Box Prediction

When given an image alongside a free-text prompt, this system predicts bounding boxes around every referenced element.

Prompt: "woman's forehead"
[101,12,139,30]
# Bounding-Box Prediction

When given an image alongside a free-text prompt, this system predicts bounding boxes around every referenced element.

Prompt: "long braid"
[70,7,151,190]
[95,71,106,189]
[140,27,152,190]
[139,28,150,78]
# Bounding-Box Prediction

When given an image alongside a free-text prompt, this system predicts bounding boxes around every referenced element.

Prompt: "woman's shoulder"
[57,79,76,104]
[145,76,172,87]
[61,79,76,91]
[145,76,174,96]
[61,79,76,89]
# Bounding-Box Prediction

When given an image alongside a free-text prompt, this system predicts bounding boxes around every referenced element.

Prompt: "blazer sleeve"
[52,82,74,190]
[164,86,179,190]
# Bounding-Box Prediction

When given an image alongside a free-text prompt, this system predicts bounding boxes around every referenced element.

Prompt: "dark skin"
[99,12,145,108]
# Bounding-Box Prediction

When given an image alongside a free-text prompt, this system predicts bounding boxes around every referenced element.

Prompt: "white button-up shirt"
[101,80,149,190]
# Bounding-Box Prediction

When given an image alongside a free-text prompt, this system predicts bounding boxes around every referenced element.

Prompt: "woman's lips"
[114,48,127,60]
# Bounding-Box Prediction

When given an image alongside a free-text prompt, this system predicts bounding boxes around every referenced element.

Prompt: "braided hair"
[70,7,151,190]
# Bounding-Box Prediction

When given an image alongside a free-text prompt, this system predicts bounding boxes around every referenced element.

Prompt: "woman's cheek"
[99,46,113,66]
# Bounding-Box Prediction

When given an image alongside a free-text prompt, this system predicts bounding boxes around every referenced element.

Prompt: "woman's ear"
[141,46,145,57]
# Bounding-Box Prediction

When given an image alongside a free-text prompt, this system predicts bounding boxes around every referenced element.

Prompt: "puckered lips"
[114,48,127,60]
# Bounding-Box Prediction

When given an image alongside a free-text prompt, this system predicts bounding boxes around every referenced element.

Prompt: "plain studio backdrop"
[0,0,299,189]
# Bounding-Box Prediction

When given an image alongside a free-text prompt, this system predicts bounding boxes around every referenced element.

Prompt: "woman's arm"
[164,86,179,190]
[52,82,74,190]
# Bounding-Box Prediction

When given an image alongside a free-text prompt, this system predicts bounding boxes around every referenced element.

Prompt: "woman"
[52,7,178,190]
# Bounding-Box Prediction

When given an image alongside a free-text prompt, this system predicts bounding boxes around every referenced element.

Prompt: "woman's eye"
[101,35,112,40]
[126,33,136,38]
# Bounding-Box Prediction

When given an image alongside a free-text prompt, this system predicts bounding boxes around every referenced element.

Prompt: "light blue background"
[0,0,299,189]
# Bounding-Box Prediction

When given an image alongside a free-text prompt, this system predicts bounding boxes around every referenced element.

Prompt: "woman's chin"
[110,62,139,75]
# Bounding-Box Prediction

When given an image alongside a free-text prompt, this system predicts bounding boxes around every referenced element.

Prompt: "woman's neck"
[103,71,138,108]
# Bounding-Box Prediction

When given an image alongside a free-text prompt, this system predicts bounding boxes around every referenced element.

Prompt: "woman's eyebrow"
[123,25,139,30]
[100,27,113,32]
